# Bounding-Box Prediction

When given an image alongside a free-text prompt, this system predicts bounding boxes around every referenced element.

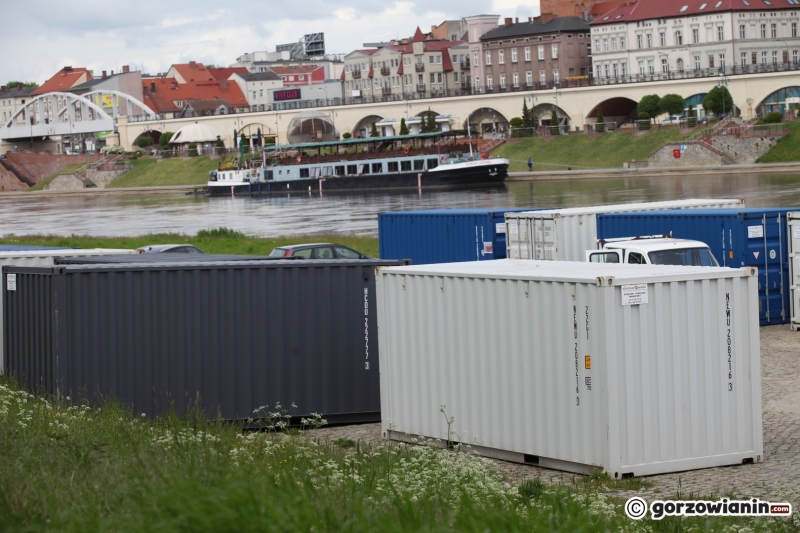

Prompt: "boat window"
[371,162,383,173]
[388,161,399,172]
[401,160,412,171]
[300,168,310,178]
[427,159,439,169]
[265,170,273,180]
[413,160,425,171]
[335,166,345,176]
[347,164,358,175]
[323,166,334,177]
[360,163,370,174]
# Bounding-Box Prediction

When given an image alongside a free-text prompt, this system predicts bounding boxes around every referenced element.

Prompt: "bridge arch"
[754,86,800,116]
[1,92,113,141]
[586,97,639,125]
[531,103,571,128]
[81,90,156,120]
[465,107,509,138]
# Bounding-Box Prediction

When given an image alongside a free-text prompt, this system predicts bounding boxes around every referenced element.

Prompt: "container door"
[491,215,507,260]
[506,217,533,260]
[533,218,557,261]
[743,213,788,325]
[789,213,800,329]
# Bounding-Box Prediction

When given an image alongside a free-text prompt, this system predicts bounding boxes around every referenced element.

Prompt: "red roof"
[170,62,216,82]
[193,80,248,107]
[592,0,800,24]
[208,67,248,80]
[340,69,346,81]
[32,67,92,96]
[589,0,627,16]
[141,77,248,113]
[412,27,425,42]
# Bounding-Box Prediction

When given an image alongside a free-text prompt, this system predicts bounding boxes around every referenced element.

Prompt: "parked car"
[137,244,205,254]
[660,115,681,125]
[269,243,370,259]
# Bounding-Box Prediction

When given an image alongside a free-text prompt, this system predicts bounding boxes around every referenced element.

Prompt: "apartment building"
[0,84,35,126]
[590,0,800,81]
[479,16,591,92]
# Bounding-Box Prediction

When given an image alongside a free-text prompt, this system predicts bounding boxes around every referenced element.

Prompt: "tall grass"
[1,380,797,532]
[757,123,800,163]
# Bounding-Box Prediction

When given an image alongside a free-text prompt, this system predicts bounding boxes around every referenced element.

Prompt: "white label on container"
[496,223,506,234]
[509,223,518,235]
[483,242,493,254]
[794,226,800,239]
[6,274,16,291]
[621,284,648,305]
[770,249,776,259]
[747,225,764,239]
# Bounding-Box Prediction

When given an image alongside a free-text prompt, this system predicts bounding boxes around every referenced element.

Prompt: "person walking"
[527,157,533,171]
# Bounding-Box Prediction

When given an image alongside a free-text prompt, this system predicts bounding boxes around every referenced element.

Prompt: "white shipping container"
[505,198,746,262]
[0,249,135,374]
[376,260,763,478]
[789,212,800,331]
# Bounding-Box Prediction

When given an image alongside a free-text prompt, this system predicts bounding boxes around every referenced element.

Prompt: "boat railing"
[266,143,477,166]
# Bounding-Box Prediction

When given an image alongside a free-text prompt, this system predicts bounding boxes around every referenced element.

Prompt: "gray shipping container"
[55,254,294,265]
[3,259,404,423]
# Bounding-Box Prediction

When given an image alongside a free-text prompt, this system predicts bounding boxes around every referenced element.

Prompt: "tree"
[159,131,173,146]
[638,111,651,130]
[135,135,153,148]
[215,135,225,155]
[370,121,379,137]
[638,94,661,123]
[3,81,38,89]
[509,117,525,137]
[549,108,560,135]
[659,94,685,117]
[342,132,352,139]
[702,86,733,117]
[687,105,697,128]
[595,108,605,133]
[188,143,198,157]
[521,99,533,129]
[399,118,409,135]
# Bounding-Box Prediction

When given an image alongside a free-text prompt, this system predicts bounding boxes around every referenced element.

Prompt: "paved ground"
[310,325,800,507]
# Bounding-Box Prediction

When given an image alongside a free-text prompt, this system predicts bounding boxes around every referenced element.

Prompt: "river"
[3,171,800,237]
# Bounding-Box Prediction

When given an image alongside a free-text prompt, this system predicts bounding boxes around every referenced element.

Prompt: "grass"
[0,228,381,258]
[491,128,695,171]
[27,163,86,191]
[757,122,800,163]
[106,156,219,188]
[2,379,798,532]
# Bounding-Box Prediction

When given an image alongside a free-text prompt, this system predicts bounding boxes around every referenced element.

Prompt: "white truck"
[586,235,720,266]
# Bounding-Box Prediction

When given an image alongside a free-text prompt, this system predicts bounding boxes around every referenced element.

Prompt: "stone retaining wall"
[2,152,101,184]
[711,136,780,164]
[647,143,724,168]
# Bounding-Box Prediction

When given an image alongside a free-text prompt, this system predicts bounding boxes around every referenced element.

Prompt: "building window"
[694,55,701,70]
[553,69,559,84]
[596,65,602,78]
[794,49,799,65]
[612,63,619,78]
[740,24,746,39]
[638,60,645,75]
[611,37,617,51]
[500,74,506,88]
[793,22,798,38]
[512,72,519,87]
[540,70,546,85]
[474,52,479,66]
[430,73,435,84]
[524,47,531,60]
[693,28,699,43]
[741,52,747,67]
[646,33,653,47]
[661,58,668,73]
[499,50,505,64]
[719,53,725,69]
[429,55,435,64]
[677,58,684,72]
[511,48,518,62]
[454,72,459,83]
[622,62,627,76]
[437,72,442,83]
[752,52,757,65]
[526,71,532,85]
[436,55,442,64]
[762,51,767,65]
[660,32,666,46]
[761,24,767,38]
[539,45,545,59]
[486,51,492,65]
[771,23,777,38]
[603,38,608,51]
[648,59,654,74]
[675,31,683,45]
[708,55,714,68]
[620,36,626,49]
[772,50,778,65]
[717,26,724,40]
[487,75,493,89]
[594,39,600,53]
[551,44,558,58]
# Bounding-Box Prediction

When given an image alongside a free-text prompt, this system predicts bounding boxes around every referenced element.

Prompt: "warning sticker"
[621,284,648,305]
[6,274,16,291]
[754,251,760,259]
[748,225,764,239]
[496,223,506,234]
[483,242,494,254]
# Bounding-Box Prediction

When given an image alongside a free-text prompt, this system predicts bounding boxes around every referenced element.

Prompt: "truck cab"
[586,236,720,266]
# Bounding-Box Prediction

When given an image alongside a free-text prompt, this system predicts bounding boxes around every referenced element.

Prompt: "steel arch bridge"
[0,90,156,141]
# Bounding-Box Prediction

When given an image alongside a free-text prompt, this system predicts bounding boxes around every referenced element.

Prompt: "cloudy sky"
[2,0,540,85]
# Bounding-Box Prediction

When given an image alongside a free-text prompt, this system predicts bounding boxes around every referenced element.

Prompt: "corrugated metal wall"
[377,261,761,477]
[0,249,135,374]
[790,212,800,330]
[4,260,403,422]
[596,208,797,325]
[379,208,550,265]
[506,199,745,262]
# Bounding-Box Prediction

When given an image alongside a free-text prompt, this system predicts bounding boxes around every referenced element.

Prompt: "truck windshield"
[647,248,719,267]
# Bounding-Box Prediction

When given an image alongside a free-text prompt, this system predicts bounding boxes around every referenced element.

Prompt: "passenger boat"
[206,131,509,196]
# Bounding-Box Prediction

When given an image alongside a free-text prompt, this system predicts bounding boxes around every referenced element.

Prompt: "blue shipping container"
[0,245,74,252]
[379,208,553,265]
[596,208,797,325]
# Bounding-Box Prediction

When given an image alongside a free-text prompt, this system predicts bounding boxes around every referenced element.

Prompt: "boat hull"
[207,163,508,196]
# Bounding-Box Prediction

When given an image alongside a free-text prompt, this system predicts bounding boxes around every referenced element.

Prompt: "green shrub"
[158,132,173,146]
[188,143,198,157]
[399,118,409,135]
[342,132,352,139]
[135,136,153,148]
[509,117,524,128]
[595,108,605,133]
[637,112,651,130]
[764,112,783,124]
[687,106,697,128]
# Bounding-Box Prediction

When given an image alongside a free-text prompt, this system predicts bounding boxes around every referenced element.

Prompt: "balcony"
[525,81,533,88]
[417,84,426,93]
[415,63,425,72]
[382,87,392,95]
[381,66,390,76]
[460,59,471,69]
[352,69,361,78]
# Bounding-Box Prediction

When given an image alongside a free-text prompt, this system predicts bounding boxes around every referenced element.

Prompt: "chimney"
[504,17,513,26]
[1,86,5,92]
[219,79,228,90]
[102,70,107,78]
[528,16,532,21]
[17,83,22,90]
[122,65,130,73]
[64,66,73,73]
[189,61,197,68]
[515,17,519,23]
[540,12,556,23]
[111,70,114,75]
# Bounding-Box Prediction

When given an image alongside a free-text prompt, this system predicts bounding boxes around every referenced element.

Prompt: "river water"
[3,172,800,237]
